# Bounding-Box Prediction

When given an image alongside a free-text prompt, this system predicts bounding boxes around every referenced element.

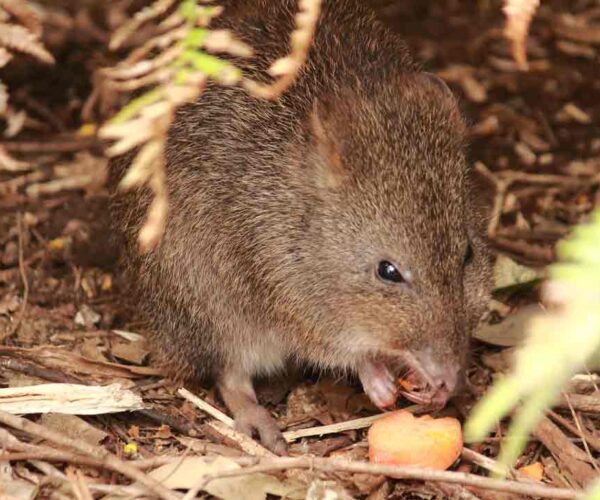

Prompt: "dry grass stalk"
[0,0,42,36]
[243,0,322,99]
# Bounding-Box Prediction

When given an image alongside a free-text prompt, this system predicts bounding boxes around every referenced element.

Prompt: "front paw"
[358,360,399,410]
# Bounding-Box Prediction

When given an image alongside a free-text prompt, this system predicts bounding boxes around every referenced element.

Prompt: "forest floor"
[1,0,599,498]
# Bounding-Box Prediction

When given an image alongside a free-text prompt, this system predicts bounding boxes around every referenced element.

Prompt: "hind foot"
[217,368,287,455]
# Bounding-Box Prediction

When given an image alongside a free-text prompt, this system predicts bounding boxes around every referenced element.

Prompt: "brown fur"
[111,0,493,451]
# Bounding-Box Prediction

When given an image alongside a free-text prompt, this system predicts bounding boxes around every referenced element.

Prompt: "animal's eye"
[377,260,405,283]
[463,243,474,266]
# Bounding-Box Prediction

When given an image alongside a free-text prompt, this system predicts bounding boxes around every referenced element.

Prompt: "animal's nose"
[416,349,461,395]
[429,366,458,394]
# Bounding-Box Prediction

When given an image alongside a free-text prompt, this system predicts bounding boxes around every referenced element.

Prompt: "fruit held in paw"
[368,410,463,470]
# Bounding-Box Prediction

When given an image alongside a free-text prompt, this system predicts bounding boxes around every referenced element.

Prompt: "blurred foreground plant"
[465,210,600,495]
[503,0,540,69]
[0,0,54,169]
[99,0,321,252]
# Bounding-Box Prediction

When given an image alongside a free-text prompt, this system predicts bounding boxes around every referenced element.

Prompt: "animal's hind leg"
[217,366,287,455]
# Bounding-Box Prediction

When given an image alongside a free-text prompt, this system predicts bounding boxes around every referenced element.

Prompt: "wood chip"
[556,40,596,59]
[533,417,596,488]
[514,142,537,166]
[555,103,592,124]
[0,383,144,415]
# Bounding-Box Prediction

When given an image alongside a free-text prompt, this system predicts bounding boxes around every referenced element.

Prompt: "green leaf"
[109,88,163,125]
[584,476,600,500]
[179,0,197,22]
[466,209,600,469]
[180,49,241,84]
[184,28,209,48]
[473,304,543,347]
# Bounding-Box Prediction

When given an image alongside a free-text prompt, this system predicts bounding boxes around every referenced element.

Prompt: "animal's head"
[302,72,493,408]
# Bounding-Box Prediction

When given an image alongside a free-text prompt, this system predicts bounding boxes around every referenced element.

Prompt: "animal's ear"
[309,99,349,190]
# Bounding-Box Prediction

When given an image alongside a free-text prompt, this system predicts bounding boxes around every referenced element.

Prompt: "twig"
[558,393,600,413]
[561,394,600,471]
[474,162,507,238]
[493,237,554,263]
[495,170,591,187]
[283,409,415,442]
[0,357,84,384]
[548,410,600,455]
[177,387,234,427]
[533,416,596,488]
[461,447,513,477]
[0,411,179,500]
[0,449,176,471]
[0,137,100,153]
[205,420,275,458]
[66,467,94,500]
[196,456,580,499]
[178,387,274,457]
[8,213,28,337]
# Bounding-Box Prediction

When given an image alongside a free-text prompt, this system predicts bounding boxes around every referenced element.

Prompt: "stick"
[563,393,600,472]
[197,456,580,499]
[282,410,414,442]
[8,213,29,337]
[177,387,234,427]
[548,410,600,454]
[178,387,275,457]
[0,411,178,500]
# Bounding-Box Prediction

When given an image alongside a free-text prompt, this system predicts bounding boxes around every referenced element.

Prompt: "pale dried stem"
[0,0,42,36]
[178,387,235,427]
[107,67,174,92]
[110,0,178,50]
[243,0,322,99]
[104,44,183,81]
[123,26,188,66]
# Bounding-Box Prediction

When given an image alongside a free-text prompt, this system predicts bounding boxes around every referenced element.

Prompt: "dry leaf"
[111,339,149,365]
[0,461,37,500]
[39,413,108,446]
[494,255,541,290]
[473,304,544,347]
[0,346,162,379]
[148,456,306,500]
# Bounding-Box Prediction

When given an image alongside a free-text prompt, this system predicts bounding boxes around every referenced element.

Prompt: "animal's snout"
[397,349,463,409]
[423,360,460,395]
